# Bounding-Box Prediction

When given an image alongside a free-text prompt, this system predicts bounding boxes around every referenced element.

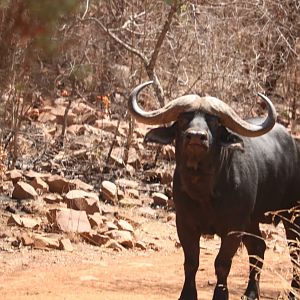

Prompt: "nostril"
[186,132,192,140]
[185,131,208,142]
[199,132,208,141]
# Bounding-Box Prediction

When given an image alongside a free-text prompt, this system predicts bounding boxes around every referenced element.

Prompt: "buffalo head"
[128,81,276,167]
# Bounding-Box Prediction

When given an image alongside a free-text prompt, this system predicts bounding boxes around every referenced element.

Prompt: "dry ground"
[0,219,294,300]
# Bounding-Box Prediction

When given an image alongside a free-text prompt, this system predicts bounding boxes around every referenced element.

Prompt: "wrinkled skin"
[145,112,300,300]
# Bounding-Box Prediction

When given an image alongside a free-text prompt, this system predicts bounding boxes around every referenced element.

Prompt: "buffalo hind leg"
[282,212,300,300]
[213,233,241,300]
[242,222,266,300]
[176,216,201,300]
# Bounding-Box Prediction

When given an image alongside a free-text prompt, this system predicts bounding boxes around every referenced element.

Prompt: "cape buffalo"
[128,81,300,300]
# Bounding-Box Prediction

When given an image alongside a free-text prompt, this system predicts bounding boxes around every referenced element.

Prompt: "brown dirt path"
[0,241,292,300]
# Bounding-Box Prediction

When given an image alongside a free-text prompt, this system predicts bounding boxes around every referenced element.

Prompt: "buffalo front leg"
[213,233,241,300]
[176,215,201,300]
[242,222,266,300]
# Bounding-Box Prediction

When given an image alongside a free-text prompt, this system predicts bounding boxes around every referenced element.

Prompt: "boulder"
[8,214,41,229]
[6,169,22,184]
[116,219,134,233]
[81,231,110,246]
[47,208,91,233]
[71,179,94,191]
[135,241,147,250]
[21,216,41,229]
[152,192,168,207]
[64,190,101,214]
[106,230,134,249]
[59,238,73,252]
[7,214,22,226]
[88,212,104,228]
[115,178,139,190]
[12,181,38,200]
[33,233,60,250]
[31,177,49,193]
[126,188,139,199]
[101,181,117,204]
[43,193,63,204]
[19,232,34,246]
[106,240,125,252]
[106,221,118,231]
[46,175,75,194]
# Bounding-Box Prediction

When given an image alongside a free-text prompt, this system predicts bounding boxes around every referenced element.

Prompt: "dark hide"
[145,112,300,300]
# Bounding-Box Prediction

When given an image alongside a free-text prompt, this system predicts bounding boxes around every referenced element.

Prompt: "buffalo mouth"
[184,131,210,151]
[185,139,209,152]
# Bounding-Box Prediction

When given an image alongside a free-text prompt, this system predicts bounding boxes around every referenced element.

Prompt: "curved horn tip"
[257,92,267,98]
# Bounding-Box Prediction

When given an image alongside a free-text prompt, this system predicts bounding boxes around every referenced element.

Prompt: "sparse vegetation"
[0,1,299,299]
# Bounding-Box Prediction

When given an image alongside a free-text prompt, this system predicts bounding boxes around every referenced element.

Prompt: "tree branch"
[85,3,180,107]
[86,17,149,66]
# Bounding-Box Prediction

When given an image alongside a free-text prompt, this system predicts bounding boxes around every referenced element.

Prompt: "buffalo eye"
[178,112,194,128]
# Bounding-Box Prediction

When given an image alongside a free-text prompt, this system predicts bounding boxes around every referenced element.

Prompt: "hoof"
[213,284,228,300]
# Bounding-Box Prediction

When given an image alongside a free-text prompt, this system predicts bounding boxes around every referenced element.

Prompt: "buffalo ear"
[144,123,176,145]
[220,127,244,151]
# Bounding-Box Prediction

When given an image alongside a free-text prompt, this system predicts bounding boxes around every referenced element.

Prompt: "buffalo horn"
[128,81,277,137]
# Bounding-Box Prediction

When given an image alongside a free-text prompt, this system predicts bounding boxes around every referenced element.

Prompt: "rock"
[59,238,73,252]
[7,214,41,229]
[95,119,118,134]
[33,234,60,250]
[101,205,116,216]
[23,170,51,180]
[126,188,139,199]
[71,179,94,191]
[43,193,63,204]
[109,154,125,167]
[64,190,101,214]
[135,241,147,250]
[47,208,91,233]
[137,207,157,219]
[127,147,140,169]
[106,221,118,231]
[106,230,134,249]
[88,212,104,228]
[11,238,21,248]
[12,181,38,200]
[38,111,56,123]
[51,106,77,126]
[67,124,85,135]
[6,169,22,184]
[31,177,49,194]
[152,192,168,207]
[106,240,125,252]
[116,219,134,232]
[81,231,110,246]
[101,181,117,204]
[46,175,75,194]
[21,216,41,229]
[19,233,34,246]
[115,178,139,189]
[117,189,125,200]
[7,214,22,226]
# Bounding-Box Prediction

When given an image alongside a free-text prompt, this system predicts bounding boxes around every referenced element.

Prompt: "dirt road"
[0,240,292,300]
